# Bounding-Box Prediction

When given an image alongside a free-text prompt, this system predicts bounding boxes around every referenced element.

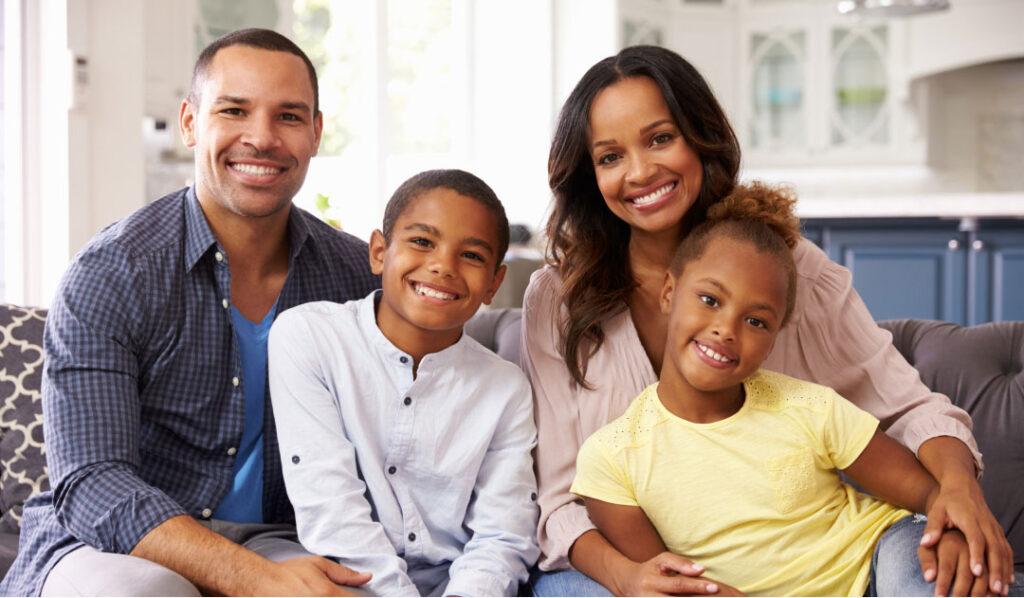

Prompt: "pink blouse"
[520,238,981,571]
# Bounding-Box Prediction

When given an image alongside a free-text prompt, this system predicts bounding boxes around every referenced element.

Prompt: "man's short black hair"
[383,169,511,268]
[189,28,319,114]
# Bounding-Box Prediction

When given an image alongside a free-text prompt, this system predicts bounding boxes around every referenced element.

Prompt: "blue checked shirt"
[0,187,380,596]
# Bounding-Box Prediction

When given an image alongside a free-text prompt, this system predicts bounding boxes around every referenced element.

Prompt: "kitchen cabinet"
[803,218,1024,325]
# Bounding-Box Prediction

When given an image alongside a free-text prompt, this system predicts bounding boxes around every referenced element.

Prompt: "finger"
[951,555,975,598]
[933,548,956,598]
[920,544,939,583]
[985,529,1007,596]
[653,575,719,596]
[655,554,707,577]
[969,571,990,598]
[964,524,988,581]
[921,516,948,549]
[323,560,373,586]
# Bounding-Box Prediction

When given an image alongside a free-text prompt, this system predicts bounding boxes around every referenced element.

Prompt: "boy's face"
[658,235,789,401]
[369,188,506,355]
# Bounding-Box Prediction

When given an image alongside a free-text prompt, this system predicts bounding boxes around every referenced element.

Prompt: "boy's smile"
[658,235,789,422]
[369,188,506,364]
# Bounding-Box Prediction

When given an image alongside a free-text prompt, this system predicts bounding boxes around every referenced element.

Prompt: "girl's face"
[587,76,703,239]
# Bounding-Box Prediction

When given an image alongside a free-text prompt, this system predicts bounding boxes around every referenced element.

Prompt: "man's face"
[180,45,322,221]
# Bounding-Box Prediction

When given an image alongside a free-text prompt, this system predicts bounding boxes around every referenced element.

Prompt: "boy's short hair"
[383,169,511,267]
[670,181,801,326]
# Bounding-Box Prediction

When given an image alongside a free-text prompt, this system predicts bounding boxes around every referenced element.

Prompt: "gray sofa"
[2,303,1022,580]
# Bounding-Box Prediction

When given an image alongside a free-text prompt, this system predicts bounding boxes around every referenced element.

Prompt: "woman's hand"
[613,552,745,597]
[919,476,1013,596]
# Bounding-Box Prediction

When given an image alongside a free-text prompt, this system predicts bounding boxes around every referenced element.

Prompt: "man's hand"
[260,556,372,597]
[919,479,1013,596]
[614,552,745,597]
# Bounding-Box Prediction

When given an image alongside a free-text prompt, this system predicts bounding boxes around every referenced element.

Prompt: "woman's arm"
[767,240,1011,595]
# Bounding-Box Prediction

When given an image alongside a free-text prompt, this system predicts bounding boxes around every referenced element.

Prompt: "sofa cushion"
[879,318,1024,568]
[0,305,50,533]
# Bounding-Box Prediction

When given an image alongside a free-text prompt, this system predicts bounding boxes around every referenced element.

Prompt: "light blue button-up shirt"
[268,293,540,596]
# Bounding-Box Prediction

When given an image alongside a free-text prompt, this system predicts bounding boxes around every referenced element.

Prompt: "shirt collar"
[183,186,317,272]
[356,290,470,368]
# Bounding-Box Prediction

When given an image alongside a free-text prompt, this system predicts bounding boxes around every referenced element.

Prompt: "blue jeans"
[529,568,612,597]
[868,513,936,596]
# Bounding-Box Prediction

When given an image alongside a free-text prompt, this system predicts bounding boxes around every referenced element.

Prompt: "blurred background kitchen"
[3,0,1023,323]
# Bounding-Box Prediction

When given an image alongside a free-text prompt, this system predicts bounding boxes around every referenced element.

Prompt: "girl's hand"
[614,552,745,597]
[919,477,1013,596]
[919,528,992,597]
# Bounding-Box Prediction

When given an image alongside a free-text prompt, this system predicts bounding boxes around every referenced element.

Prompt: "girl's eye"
[699,294,718,308]
[746,317,767,329]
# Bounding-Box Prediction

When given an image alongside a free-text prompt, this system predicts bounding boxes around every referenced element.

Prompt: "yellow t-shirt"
[571,369,911,597]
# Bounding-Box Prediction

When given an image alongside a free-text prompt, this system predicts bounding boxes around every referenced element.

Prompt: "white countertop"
[794,192,1024,219]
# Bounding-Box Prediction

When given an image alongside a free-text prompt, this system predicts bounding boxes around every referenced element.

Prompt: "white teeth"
[413,282,456,300]
[231,163,283,176]
[630,182,675,205]
[697,342,733,363]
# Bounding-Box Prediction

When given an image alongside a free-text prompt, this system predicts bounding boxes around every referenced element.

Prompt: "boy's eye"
[461,251,485,263]
[409,237,432,248]
[699,294,719,308]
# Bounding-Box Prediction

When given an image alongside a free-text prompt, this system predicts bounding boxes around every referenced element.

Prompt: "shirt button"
[226,447,237,456]
[215,251,224,262]
[530,492,537,501]
[403,397,412,406]
[408,532,416,542]
[232,377,240,387]
[201,508,212,519]
[221,298,229,309]
[292,455,301,464]
[387,466,397,474]
[399,356,409,364]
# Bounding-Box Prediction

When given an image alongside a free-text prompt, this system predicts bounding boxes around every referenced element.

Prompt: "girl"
[572,182,965,597]
[521,45,1012,597]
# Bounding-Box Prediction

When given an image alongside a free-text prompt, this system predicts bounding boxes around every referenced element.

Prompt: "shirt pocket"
[765,448,816,514]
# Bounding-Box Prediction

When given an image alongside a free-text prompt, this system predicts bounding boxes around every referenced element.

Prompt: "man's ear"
[481,264,508,306]
[179,98,197,148]
[312,111,324,156]
[660,270,676,315]
[368,229,387,275]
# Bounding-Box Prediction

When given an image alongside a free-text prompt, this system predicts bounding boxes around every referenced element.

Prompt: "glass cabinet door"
[749,30,805,151]
[831,25,889,146]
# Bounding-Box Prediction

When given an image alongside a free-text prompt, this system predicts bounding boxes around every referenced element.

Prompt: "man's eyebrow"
[281,101,313,113]
[210,97,312,113]
[212,95,250,105]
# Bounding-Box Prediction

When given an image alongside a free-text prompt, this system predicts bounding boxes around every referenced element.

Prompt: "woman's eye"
[596,153,620,166]
[652,132,673,145]
[699,294,718,307]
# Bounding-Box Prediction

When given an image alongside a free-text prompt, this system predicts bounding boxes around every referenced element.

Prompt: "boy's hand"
[919,528,992,597]
[618,552,745,597]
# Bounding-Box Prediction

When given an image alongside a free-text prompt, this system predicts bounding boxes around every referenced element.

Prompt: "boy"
[571,184,977,596]
[268,169,540,596]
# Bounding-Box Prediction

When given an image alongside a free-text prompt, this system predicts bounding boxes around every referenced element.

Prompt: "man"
[0,29,380,596]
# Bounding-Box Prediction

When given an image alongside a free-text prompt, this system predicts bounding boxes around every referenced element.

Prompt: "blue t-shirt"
[213,300,278,523]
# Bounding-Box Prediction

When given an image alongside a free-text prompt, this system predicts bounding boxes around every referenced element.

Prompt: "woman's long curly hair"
[546,45,741,387]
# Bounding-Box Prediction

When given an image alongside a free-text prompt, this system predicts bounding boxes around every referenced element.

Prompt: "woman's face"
[587,76,703,239]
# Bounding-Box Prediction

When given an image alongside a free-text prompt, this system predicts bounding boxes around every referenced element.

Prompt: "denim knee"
[868,513,936,597]
[529,567,613,597]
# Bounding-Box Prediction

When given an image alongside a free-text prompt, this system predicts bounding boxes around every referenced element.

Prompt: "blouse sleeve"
[764,239,982,472]
[520,267,599,571]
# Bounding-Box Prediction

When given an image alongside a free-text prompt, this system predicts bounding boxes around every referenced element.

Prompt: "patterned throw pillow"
[0,305,50,532]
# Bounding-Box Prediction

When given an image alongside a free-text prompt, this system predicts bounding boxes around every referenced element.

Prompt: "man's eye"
[222,108,244,116]
[281,113,301,122]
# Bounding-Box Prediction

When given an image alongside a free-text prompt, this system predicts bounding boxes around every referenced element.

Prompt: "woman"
[521,45,1013,597]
